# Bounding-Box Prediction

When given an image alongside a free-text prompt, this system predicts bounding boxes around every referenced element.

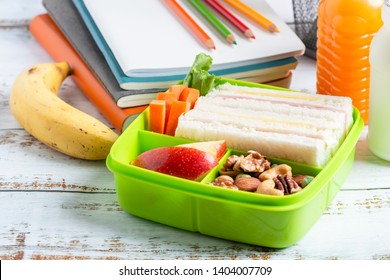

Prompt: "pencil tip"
[245,29,255,39]
[227,34,236,45]
[206,40,216,50]
[270,24,280,33]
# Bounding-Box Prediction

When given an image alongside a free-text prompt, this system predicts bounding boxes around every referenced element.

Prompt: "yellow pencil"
[224,0,279,33]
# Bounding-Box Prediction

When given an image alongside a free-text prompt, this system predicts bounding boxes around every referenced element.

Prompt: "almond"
[234,177,260,192]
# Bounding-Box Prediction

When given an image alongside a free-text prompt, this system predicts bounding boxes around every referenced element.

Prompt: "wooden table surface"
[1,0,390,260]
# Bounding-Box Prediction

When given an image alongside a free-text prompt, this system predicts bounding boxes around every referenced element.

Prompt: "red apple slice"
[132,146,219,181]
[177,140,226,160]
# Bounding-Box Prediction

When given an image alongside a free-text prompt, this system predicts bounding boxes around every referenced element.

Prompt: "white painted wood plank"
[0,189,389,260]
[0,130,116,192]
[343,127,390,190]
[0,0,45,26]
[1,0,389,262]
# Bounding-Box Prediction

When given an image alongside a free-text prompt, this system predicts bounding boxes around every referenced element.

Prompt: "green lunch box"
[106,79,364,248]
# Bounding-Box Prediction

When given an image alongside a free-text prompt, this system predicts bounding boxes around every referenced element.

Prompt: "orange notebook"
[29,14,147,133]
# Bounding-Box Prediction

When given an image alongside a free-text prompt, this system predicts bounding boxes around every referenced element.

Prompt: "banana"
[10,62,118,160]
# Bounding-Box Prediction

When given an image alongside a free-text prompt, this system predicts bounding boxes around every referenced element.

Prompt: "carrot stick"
[165,101,190,136]
[149,100,166,134]
[179,87,200,109]
[169,84,188,99]
[156,92,178,122]
[156,91,178,103]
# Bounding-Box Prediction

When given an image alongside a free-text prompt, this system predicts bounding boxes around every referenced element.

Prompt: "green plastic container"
[106,80,364,248]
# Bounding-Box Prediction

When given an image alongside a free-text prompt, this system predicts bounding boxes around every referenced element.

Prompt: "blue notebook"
[72,0,304,90]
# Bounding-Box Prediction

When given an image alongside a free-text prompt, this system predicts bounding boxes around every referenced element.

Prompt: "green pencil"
[188,0,237,45]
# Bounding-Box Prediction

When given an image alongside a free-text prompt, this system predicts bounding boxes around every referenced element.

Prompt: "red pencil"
[164,0,216,50]
[204,0,255,39]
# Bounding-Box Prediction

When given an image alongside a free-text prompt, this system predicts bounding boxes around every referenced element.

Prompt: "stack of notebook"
[30,0,305,132]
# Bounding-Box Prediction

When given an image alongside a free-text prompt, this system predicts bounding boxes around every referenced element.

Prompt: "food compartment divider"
[107,80,364,248]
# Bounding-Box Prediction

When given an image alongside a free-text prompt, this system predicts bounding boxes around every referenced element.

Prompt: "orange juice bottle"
[316,0,383,124]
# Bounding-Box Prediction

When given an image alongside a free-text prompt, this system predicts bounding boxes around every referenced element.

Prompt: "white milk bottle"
[368,0,390,160]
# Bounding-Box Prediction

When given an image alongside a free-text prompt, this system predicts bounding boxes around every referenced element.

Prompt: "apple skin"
[132,146,219,181]
[178,140,226,160]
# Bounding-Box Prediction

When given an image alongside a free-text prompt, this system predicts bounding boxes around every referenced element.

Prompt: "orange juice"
[316,0,383,124]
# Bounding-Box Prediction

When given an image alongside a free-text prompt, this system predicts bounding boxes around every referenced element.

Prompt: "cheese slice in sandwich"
[175,83,354,168]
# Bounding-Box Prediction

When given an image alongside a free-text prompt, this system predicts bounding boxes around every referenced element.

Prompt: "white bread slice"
[175,83,353,167]
[210,84,353,132]
[180,109,340,155]
[175,119,329,167]
[215,83,353,114]
[195,95,347,130]
[193,98,346,140]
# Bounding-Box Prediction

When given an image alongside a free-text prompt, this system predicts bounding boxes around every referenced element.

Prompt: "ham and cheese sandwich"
[175,83,353,167]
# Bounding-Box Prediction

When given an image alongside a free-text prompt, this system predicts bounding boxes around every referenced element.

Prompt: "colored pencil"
[188,0,236,45]
[204,0,255,39]
[223,0,279,33]
[164,0,216,50]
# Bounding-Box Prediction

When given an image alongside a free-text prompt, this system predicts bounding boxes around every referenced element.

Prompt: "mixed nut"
[209,150,314,196]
